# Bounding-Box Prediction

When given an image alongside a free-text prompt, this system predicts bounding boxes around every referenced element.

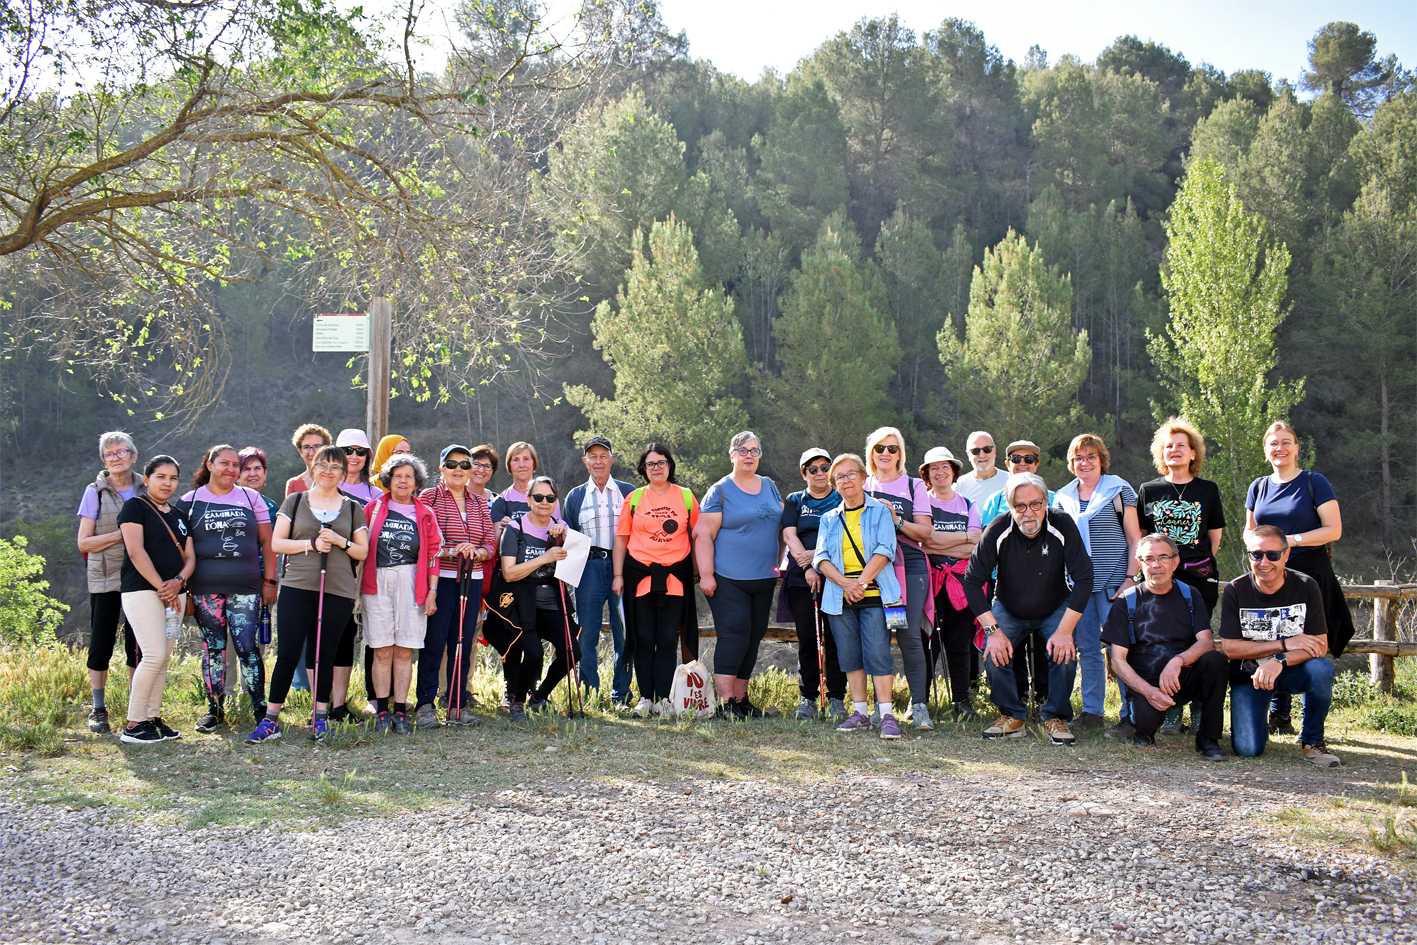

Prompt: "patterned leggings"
[192,593,266,712]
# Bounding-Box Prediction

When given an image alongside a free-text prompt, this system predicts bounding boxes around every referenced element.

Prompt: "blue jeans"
[985,601,1077,723]
[827,605,892,677]
[1231,658,1334,757]
[416,578,480,711]
[1075,588,1118,718]
[575,556,632,701]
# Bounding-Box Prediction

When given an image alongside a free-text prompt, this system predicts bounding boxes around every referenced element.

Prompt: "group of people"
[76,416,1354,767]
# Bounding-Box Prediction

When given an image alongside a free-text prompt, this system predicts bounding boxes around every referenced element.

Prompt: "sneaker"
[526,695,552,714]
[87,707,111,734]
[1132,732,1156,748]
[508,703,527,722]
[983,716,1027,739]
[795,697,817,721]
[119,721,163,744]
[1104,719,1136,741]
[1074,712,1105,731]
[415,704,441,730]
[454,707,483,727]
[951,701,979,722]
[879,715,902,739]
[826,697,848,720]
[195,709,224,734]
[245,718,281,743]
[1043,718,1076,745]
[912,703,934,731]
[1195,737,1227,761]
[1302,742,1342,768]
[836,711,873,733]
[329,704,363,726]
[714,701,736,720]
[1269,713,1296,736]
[310,717,330,741]
[152,717,181,741]
[736,697,764,719]
[658,698,676,718]
[1158,705,1186,736]
[633,698,653,718]
[391,711,412,735]
[374,710,393,734]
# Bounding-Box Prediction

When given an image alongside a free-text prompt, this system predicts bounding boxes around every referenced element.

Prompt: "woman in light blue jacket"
[812,453,905,740]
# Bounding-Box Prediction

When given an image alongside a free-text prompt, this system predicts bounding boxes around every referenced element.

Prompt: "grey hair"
[1003,472,1049,510]
[966,430,995,445]
[729,430,760,453]
[375,453,429,492]
[98,431,137,458]
[1136,533,1180,558]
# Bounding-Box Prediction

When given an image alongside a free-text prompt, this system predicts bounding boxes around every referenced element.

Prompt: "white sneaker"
[633,698,653,718]
[659,698,676,718]
[913,702,934,730]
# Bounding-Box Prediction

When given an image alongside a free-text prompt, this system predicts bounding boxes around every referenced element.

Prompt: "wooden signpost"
[312,298,391,450]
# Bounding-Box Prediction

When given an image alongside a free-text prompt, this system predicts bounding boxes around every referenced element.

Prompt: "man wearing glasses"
[954,431,1006,506]
[962,472,1092,744]
[1218,526,1340,767]
[1101,534,1229,760]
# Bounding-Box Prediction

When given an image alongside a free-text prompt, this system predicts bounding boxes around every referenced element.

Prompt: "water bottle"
[259,607,272,645]
[164,604,183,640]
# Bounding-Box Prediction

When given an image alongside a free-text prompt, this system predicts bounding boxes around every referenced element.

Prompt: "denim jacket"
[812,495,903,615]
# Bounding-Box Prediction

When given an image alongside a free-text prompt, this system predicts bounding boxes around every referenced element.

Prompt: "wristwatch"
[982,625,996,637]
[1273,651,1288,665]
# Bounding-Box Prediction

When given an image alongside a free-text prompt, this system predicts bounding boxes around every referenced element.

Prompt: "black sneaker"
[508,703,527,722]
[195,709,224,734]
[1132,732,1156,747]
[736,697,764,719]
[1195,737,1227,761]
[1269,713,1296,736]
[1104,719,1136,741]
[87,707,111,734]
[152,717,181,740]
[951,701,979,722]
[374,710,393,734]
[526,695,552,714]
[1074,712,1106,731]
[391,711,413,735]
[119,721,163,745]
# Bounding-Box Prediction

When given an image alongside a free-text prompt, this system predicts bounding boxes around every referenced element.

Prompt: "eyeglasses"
[645,460,669,470]
[803,464,829,475]
[299,444,322,455]
[969,446,994,456]
[343,446,369,456]
[1007,454,1038,465]
[733,447,761,457]
[443,460,472,470]
[1012,499,1046,513]
[873,444,900,455]
[1247,549,1284,562]
[528,493,557,504]
[471,462,494,472]
[103,449,133,461]
[313,462,342,473]
[1139,554,1176,566]
[833,470,861,483]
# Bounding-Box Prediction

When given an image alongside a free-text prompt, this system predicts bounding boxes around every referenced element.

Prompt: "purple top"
[78,482,139,519]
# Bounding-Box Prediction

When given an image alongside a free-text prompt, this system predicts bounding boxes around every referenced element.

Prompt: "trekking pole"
[449,556,470,722]
[313,547,328,723]
[813,598,826,713]
[556,581,584,718]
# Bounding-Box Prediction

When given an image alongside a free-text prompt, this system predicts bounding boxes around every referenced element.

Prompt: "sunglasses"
[803,463,829,475]
[873,444,899,454]
[1007,454,1038,465]
[528,493,557,504]
[443,460,472,470]
[343,446,369,456]
[969,446,994,455]
[1247,549,1285,562]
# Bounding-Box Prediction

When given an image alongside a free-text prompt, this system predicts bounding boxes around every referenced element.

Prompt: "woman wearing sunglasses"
[693,431,783,719]
[335,429,377,503]
[780,448,845,720]
[414,444,496,728]
[861,426,932,729]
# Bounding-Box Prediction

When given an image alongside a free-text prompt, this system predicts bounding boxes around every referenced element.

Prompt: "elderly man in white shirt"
[955,431,1007,507]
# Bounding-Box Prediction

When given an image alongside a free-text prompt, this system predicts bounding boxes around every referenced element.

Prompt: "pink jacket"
[361,494,442,605]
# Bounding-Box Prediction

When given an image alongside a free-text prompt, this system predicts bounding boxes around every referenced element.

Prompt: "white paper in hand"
[554,527,592,588]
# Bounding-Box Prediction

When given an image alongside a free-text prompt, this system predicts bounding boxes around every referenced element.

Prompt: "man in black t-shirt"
[1101,534,1228,760]
[1218,526,1340,767]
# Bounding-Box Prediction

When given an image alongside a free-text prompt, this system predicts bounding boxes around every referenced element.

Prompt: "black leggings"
[632,593,681,702]
[269,586,356,705]
[87,591,138,672]
[787,586,845,701]
[504,608,573,705]
[707,575,776,679]
[931,588,976,704]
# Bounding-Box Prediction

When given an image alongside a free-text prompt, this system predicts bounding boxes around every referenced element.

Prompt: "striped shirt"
[1077,483,1137,590]
[419,483,496,579]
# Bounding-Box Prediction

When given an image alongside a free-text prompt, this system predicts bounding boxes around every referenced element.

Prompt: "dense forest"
[2,3,1414,636]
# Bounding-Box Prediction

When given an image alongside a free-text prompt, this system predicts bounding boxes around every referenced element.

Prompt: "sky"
[381,0,1417,88]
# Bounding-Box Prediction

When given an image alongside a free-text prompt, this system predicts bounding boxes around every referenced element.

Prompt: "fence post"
[1371,579,1396,694]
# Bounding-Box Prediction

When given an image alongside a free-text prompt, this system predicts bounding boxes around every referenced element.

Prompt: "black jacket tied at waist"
[621,551,699,661]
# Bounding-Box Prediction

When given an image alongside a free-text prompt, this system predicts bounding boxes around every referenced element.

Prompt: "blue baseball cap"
[440,444,473,464]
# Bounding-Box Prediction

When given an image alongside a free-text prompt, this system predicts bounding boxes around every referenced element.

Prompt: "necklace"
[1169,478,1192,504]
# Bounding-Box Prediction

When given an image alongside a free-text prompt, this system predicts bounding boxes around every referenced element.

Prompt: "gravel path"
[1,765,1406,945]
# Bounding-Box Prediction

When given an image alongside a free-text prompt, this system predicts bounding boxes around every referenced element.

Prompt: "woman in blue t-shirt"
[693,431,783,720]
[1245,420,1355,734]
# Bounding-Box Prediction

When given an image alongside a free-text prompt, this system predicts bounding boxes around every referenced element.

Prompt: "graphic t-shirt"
[839,505,880,604]
[925,492,981,566]
[1246,471,1338,536]
[1138,477,1226,559]
[117,498,191,594]
[340,480,377,504]
[277,494,367,600]
[375,503,420,569]
[1100,584,1209,681]
[1218,570,1327,685]
[176,486,270,595]
[491,485,560,524]
[700,476,783,581]
[616,486,700,597]
[864,474,930,574]
[78,481,140,520]
[780,489,843,589]
[500,519,561,610]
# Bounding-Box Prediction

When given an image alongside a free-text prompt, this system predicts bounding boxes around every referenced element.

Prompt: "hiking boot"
[1302,742,1342,768]
[310,717,330,741]
[633,698,653,718]
[195,709,224,734]
[836,711,873,733]
[454,707,483,727]
[119,721,162,745]
[1132,732,1156,748]
[826,698,848,720]
[1074,712,1105,731]
[374,710,393,734]
[952,701,979,722]
[983,716,1026,739]
[152,717,181,741]
[1158,705,1186,736]
[1195,737,1227,761]
[245,718,281,743]
[1043,718,1076,745]
[415,704,441,729]
[736,697,764,719]
[391,711,412,735]
[795,697,817,720]
[1104,719,1136,741]
[879,715,902,740]
[526,695,552,715]
[87,707,111,734]
[508,702,527,722]
[1269,713,1296,736]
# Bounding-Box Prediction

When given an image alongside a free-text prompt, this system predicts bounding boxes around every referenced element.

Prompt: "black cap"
[583,436,613,454]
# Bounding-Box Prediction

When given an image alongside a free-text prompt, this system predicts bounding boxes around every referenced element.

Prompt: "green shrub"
[0,537,69,648]
[1332,670,1381,709]
[1365,705,1417,737]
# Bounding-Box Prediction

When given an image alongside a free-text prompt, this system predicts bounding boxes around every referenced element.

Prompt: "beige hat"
[918,446,963,479]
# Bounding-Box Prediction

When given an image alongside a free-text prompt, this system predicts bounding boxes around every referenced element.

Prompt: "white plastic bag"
[668,659,715,719]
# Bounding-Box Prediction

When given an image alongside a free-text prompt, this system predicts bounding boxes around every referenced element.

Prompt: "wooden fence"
[1342,581,1417,693]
